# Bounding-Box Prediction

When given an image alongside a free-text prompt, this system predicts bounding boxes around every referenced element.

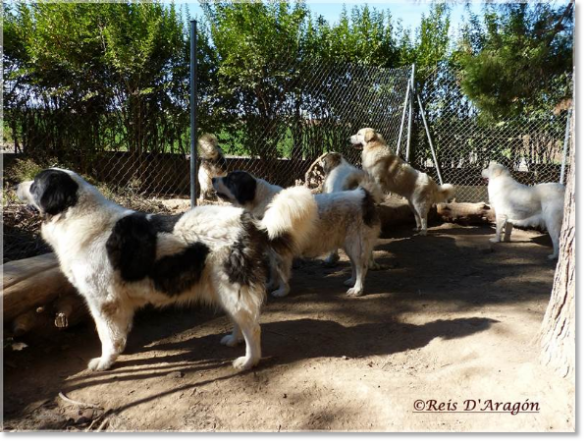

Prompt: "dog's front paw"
[232,356,257,372]
[489,237,501,244]
[221,334,243,347]
[88,357,113,372]
[271,288,289,298]
[547,253,558,260]
[343,278,356,287]
[346,287,364,297]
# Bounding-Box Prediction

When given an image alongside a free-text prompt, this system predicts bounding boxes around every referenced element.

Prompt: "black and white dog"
[212,171,381,298]
[16,169,317,371]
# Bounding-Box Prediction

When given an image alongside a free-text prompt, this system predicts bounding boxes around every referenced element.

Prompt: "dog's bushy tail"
[260,186,317,255]
[435,183,455,203]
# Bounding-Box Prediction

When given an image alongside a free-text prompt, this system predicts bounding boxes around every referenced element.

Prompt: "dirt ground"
[3,224,575,432]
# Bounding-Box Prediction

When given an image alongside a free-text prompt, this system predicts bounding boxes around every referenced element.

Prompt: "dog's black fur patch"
[106,212,210,295]
[148,213,183,233]
[222,171,257,205]
[224,212,268,287]
[361,189,379,228]
[31,169,79,216]
[106,213,157,282]
[150,242,210,296]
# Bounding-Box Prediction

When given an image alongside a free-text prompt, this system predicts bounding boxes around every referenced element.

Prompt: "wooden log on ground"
[12,310,38,337]
[379,201,495,232]
[2,254,77,322]
[436,202,495,224]
[3,253,60,290]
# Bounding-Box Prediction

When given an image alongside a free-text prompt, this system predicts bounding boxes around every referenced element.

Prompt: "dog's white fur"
[351,128,455,236]
[213,172,381,297]
[320,152,384,267]
[481,162,565,259]
[17,168,317,371]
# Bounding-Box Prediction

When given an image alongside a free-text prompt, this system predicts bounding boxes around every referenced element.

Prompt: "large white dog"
[16,168,317,371]
[481,162,565,259]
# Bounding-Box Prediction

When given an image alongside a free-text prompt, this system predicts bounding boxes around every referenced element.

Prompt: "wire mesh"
[410,66,572,203]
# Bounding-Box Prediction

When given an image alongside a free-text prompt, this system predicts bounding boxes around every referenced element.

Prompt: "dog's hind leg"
[546,215,562,260]
[218,283,262,371]
[344,238,370,297]
[271,254,293,298]
[87,300,134,371]
[490,214,508,243]
[414,200,431,236]
[503,222,513,242]
[408,201,421,232]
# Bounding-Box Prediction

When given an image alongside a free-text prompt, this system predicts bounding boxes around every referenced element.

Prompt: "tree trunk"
[539,109,575,379]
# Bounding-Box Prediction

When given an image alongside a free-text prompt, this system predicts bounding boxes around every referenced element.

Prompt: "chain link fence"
[2,52,573,263]
[410,66,572,203]
[2,59,411,262]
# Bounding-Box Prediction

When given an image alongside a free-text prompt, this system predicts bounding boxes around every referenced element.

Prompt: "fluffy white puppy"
[16,168,317,371]
[481,162,565,259]
[351,128,455,236]
[212,171,381,297]
[320,152,384,267]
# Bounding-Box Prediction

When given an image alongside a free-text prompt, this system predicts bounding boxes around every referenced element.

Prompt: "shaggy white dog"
[16,168,317,371]
[213,171,381,297]
[481,162,565,259]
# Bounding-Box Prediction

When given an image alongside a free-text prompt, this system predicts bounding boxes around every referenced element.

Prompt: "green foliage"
[3,0,574,164]
[452,2,573,120]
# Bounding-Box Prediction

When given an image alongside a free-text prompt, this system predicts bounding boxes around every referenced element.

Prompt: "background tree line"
[3,0,574,167]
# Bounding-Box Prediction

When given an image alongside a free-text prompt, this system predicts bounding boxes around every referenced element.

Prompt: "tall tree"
[452,1,574,120]
[539,109,574,379]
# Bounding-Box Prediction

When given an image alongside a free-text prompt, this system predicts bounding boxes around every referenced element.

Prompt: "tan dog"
[351,128,455,235]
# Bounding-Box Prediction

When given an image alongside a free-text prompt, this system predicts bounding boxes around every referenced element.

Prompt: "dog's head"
[481,162,510,182]
[350,128,384,150]
[320,152,344,175]
[198,134,223,160]
[16,168,82,217]
[212,170,257,205]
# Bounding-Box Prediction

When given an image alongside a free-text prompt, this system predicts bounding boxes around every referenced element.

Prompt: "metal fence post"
[395,71,411,156]
[405,64,415,163]
[190,19,198,207]
[560,107,572,185]
[416,91,443,185]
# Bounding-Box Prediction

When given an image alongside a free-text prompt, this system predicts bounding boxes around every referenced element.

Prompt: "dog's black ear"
[32,170,79,215]
[226,171,257,205]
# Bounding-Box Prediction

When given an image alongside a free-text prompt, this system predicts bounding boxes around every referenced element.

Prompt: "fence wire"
[2,56,573,263]
[410,66,572,203]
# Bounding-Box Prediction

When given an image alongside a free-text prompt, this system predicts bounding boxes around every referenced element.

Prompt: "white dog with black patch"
[16,168,317,371]
[212,171,381,297]
[481,162,565,259]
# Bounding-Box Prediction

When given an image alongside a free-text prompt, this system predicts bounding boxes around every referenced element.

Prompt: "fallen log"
[2,254,77,322]
[3,253,60,290]
[378,200,495,232]
[12,310,38,337]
